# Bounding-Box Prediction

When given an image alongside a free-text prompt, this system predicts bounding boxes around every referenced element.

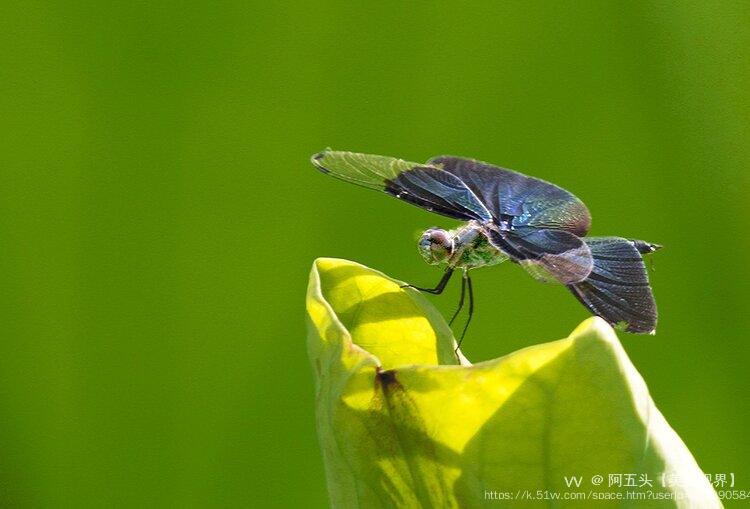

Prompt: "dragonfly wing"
[488,228,593,284]
[312,150,492,221]
[428,156,591,235]
[567,237,657,334]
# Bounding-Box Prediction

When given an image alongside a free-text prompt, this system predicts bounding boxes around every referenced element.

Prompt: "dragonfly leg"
[455,274,474,351]
[401,268,454,295]
[448,273,467,325]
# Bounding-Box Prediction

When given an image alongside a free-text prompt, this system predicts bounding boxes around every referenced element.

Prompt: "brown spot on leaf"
[376,367,399,390]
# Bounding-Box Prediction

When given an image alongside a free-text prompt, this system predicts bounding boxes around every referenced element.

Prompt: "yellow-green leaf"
[306,258,721,508]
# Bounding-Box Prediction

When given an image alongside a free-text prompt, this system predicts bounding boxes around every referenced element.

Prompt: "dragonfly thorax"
[418,224,508,269]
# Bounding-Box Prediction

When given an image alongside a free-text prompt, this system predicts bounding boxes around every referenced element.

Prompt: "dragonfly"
[311,149,660,347]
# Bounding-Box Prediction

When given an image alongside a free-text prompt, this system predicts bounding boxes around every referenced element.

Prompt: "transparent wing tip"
[310,149,333,172]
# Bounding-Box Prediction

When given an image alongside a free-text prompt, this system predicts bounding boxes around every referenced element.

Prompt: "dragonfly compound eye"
[418,228,454,265]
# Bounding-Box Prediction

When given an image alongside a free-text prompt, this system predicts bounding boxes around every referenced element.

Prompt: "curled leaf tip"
[308,257,460,369]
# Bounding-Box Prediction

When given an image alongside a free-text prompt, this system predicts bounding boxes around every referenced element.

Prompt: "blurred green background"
[1,1,748,507]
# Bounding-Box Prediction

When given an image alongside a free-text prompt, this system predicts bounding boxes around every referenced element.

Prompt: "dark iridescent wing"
[428,156,591,236]
[567,237,657,334]
[487,227,594,284]
[311,150,492,222]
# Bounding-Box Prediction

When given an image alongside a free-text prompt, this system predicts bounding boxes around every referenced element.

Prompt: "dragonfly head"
[418,228,454,265]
